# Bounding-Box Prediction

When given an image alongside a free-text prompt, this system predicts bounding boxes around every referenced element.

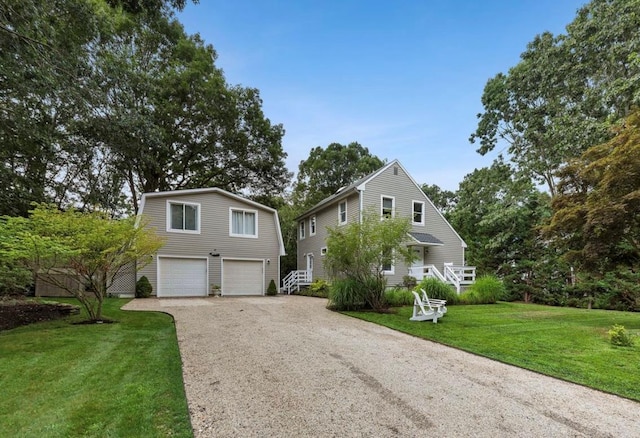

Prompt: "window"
[310,216,316,236]
[381,196,395,219]
[338,201,347,225]
[167,201,200,233]
[230,208,257,237]
[299,220,306,240]
[382,249,394,274]
[320,247,328,256]
[412,201,425,225]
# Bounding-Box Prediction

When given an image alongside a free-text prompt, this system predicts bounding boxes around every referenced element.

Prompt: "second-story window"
[338,201,347,225]
[299,220,306,239]
[230,209,257,237]
[381,196,395,219]
[310,215,316,236]
[413,201,425,225]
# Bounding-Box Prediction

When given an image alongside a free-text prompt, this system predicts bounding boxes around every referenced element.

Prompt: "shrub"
[608,324,635,347]
[460,275,505,304]
[416,277,458,303]
[385,288,414,307]
[308,279,330,298]
[135,276,152,298]
[0,263,33,296]
[266,279,278,296]
[327,278,366,310]
[402,275,417,289]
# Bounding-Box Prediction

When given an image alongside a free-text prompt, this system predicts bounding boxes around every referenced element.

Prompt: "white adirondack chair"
[410,291,443,323]
[420,289,447,315]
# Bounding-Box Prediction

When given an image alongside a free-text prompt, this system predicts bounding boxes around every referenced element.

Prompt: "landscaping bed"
[0,299,80,331]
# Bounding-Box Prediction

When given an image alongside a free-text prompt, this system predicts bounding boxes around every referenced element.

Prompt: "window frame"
[320,246,328,256]
[412,200,425,225]
[229,208,259,238]
[381,249,395,275]
[338,201,348,225]
[310,215,317,236]
[299,220,306,240]
[381,195,395,219]
[166,200,201,234]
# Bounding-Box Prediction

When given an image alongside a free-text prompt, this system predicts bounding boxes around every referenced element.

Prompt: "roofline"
[296,159,400,220]
[393,160,468,249]
[407,233,444,247]
[136,187,286,255]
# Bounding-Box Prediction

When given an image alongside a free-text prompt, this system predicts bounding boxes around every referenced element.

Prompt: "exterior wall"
[138,191,281,296]
[360,163,465,286]
[295,162,466,287]
[297,191,360,282]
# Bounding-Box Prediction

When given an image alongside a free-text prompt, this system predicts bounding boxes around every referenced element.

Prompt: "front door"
[306,253,314,282]
[411,247,424,279]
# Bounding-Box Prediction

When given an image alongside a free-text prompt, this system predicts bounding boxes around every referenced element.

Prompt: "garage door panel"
[159,258,207,297]
[223,260,263,296]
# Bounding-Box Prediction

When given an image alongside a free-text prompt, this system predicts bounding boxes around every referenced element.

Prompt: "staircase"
[408,264,476,294]
[282,270,312,294]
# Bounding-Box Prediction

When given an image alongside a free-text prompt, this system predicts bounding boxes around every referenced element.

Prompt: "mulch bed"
[0,300,80,331]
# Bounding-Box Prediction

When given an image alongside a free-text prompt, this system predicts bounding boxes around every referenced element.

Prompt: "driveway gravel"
[123,296,640,437]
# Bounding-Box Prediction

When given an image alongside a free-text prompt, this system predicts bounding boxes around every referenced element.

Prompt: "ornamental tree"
[324,211,413,311]
[0,204,163,321]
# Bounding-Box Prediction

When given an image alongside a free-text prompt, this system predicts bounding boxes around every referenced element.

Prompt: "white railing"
[408,264,446,282]
[409,264,476,294]
[282,270,312,294]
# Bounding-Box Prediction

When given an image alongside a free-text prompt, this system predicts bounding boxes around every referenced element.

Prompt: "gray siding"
[296,162,466,287]
[139,191,281,296]
[360,163,465,286]
[297,191,359,281]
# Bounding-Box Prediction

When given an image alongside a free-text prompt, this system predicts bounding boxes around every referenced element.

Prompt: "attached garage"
[158,257,208,297]
[222,259,264,296]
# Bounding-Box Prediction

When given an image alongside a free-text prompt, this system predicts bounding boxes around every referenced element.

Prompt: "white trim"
[157,255,209,297]
[220,257,265,296]
[320,247,328,256]
[143,187,278,213]
[229,207,259,238]
[338,200,348,225]
[310,215,316,236]
[381,195,395,218]
[412,200,426,226]
[299,220,306,240]
[166,200,201,234]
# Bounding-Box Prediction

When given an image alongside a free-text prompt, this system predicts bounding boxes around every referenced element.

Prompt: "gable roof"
[296,159,467,248]
[136,187,286,256]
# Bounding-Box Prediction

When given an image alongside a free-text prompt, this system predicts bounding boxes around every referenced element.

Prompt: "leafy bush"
[0,263,33,296]
[266,279,278,296]
[608,324,635,347]
[385,288,414,307]
[305,279,330,298]
[415,277,458,303]
[459,275,505,304]
[402,275,417,289]
[327,278,366,310]
[135,276,152,298]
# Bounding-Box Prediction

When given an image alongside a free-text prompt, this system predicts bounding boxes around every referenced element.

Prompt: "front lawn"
[0,298,192,437]
[345,302,640,401]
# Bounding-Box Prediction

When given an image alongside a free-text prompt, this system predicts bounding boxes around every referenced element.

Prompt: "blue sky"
[177,1,587,191]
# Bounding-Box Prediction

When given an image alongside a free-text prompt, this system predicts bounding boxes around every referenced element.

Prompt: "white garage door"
[223,260,263,296]
[158,257,207,297]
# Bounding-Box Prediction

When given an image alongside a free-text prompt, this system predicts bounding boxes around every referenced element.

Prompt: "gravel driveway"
[124,296,640,437]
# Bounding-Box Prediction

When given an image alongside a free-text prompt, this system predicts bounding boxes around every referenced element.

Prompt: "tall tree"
[421,184,456,215]
[471,0,640,195]
[293,142,384,208]
[546,109,640,273]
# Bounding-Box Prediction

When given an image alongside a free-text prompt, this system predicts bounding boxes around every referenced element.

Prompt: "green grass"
[345,302,640,401]
[0,298,192,437]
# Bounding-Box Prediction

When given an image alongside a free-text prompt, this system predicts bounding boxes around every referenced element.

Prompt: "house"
[137,187,285,297]
[284,160,474,293]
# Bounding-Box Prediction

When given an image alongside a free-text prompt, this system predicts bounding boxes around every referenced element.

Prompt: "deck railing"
[408,264,476,294]
[282,269,312,294]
